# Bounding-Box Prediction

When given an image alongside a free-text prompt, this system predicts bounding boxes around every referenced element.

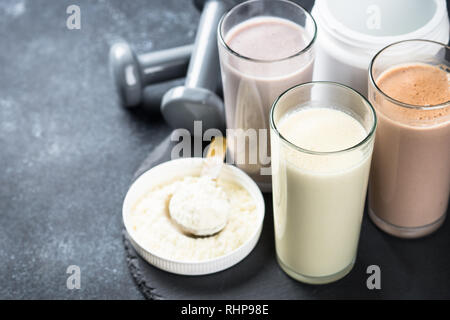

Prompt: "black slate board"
[123,133,450,300]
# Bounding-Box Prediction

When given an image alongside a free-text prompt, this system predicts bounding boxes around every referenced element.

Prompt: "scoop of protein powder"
[169,137,229,236]
[169,176,230,236]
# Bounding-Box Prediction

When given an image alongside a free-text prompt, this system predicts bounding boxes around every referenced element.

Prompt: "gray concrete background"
[0,0,199,299]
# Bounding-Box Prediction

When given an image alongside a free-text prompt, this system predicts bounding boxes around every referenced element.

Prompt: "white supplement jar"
[311,0,449,96]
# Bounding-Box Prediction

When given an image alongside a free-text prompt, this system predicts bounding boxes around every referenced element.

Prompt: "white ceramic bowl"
[122,157,265,276]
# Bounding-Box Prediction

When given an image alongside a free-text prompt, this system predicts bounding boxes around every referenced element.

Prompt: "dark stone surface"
[0,0,448,300]
[124,138,450,300]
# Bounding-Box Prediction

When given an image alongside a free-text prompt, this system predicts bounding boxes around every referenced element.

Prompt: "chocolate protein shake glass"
[218,0,316,191]
[368,40,450,238]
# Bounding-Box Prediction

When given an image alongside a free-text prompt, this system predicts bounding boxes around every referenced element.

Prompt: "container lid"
[314,0,448,48]
[122,158,265,276]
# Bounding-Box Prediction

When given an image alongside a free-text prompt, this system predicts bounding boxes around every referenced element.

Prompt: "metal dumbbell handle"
[139,44,193,85]
[185,0,226,90]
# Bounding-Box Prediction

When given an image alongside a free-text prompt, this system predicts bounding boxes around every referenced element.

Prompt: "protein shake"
[368,40,450,238]
[218,0,316,191]
[270,82,376,284]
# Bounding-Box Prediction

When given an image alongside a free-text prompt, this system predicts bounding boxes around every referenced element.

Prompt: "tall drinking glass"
[218,0,316,191]
[270,82,377,284]
[368,40,450,238]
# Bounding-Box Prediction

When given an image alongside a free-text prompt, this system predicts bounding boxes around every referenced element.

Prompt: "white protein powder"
[169,176,231,236]
[128,176,258,262]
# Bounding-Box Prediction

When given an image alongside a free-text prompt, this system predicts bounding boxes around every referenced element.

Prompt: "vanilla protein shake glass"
[270,82,376,284]
[218,0,316,191]
[368,40,450,238]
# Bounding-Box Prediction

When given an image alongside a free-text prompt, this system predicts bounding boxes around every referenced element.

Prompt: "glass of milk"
[270,82,377,284]
[217,0,317,192]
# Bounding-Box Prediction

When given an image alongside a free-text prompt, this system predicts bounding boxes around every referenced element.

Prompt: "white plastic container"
[312,0,449,96]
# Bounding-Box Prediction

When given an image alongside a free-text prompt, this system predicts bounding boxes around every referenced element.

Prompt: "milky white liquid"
[271,107,373,282]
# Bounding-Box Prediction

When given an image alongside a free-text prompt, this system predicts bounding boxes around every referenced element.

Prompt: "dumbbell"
[110,0,230,134]
[109,0,209,108]
[161,0,229,134]
[109,42,193,108]
[110,0,231,127]
[109,41,223,110]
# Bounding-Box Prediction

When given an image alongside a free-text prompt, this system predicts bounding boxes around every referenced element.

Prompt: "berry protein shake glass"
[368,40,450,238]
[217,0,316,191]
